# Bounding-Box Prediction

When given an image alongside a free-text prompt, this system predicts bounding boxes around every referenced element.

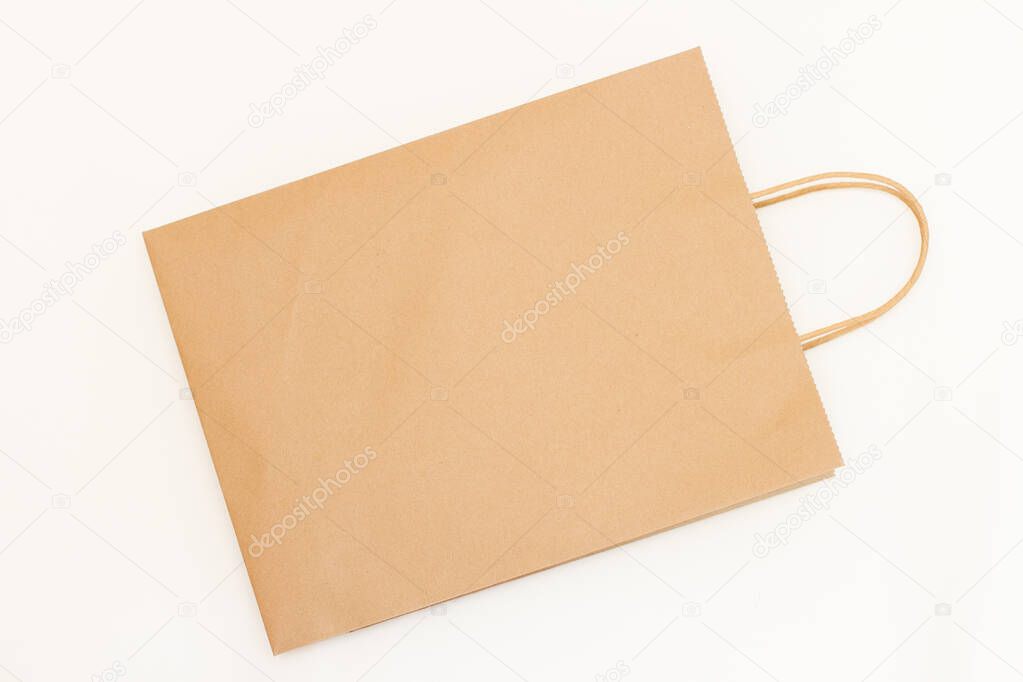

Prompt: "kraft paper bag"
[144,47,844,653]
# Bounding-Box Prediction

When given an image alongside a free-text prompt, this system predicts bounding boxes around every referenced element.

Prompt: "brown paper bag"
[145,47,847,653]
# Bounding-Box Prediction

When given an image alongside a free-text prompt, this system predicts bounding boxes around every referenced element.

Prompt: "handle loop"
[751,172,929,351]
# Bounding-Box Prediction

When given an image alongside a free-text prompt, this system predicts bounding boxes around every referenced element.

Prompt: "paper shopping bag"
[144,47,843,653]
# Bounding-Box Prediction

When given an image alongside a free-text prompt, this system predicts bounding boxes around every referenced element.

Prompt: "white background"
[1,0,1021,680]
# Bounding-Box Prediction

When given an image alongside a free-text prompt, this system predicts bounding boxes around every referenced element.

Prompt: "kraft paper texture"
[144,47,842,653]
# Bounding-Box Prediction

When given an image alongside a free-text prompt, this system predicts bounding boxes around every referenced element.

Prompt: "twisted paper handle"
[751,172,929,351]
